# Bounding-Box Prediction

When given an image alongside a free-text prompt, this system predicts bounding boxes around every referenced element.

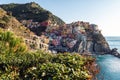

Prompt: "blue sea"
[97,37,120,80]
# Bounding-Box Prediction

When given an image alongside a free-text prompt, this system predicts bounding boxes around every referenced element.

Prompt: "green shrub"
[0,51,95,80]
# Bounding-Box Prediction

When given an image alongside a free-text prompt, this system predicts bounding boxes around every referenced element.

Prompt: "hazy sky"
[1,0,120,36]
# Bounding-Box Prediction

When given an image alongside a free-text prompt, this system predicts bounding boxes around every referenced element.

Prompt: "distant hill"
[0,2,65,36]
[0,2,65,26]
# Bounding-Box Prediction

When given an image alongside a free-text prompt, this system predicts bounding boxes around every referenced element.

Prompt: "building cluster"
[21,19,101,53]
[44,21,100,53]
[24,34,50,52]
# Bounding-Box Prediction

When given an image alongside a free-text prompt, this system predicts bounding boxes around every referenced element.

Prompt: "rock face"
[90,31,110,54]
[71,22,110,54]
[0,3,111,54]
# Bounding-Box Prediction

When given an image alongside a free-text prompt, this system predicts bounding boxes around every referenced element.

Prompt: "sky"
[0,0,120,36]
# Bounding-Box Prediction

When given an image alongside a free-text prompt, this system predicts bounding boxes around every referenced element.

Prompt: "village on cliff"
[21,19,101,54]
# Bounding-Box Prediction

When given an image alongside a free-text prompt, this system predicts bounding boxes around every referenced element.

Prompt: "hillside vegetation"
[0,2,65,26]
[0,8,41,50]
[0,8,34,38]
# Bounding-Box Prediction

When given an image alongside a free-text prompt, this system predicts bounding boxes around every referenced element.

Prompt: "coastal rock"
[91,31,110,54]
[110,48,120,58]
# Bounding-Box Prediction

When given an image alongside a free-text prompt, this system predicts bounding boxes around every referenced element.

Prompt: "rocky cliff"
[59,22,111,54]
[0,2,111,54]
[45,22,110,54]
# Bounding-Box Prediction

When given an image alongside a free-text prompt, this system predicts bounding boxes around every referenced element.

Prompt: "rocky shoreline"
[91,48,120,58]
[108,48,120,58]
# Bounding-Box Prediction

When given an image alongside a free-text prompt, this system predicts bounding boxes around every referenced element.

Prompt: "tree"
[0,29,27,54]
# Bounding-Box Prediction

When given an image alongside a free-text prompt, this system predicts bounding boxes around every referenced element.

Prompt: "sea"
[97,37,120,80]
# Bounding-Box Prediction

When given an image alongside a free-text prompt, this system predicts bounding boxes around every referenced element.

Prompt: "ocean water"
[97,37,120,80]
[106,37,120,52]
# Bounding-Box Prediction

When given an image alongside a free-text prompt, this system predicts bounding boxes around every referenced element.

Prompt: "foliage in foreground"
[0,30,97,80]
[0,51,97,80]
